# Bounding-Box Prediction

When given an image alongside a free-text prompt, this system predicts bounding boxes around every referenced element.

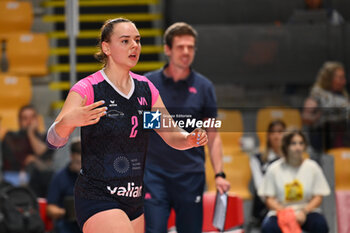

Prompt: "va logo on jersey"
[137,97,148,106]
[143,110,161,129]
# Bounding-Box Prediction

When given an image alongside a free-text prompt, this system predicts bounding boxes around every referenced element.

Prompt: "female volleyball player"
[47,18,208,233]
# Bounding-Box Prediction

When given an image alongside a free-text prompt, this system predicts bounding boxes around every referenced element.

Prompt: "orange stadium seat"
[0,1,33,38]
[0,73,32,138]
[217,109,244,154]
[327,148,350,190]
[206,152,252,200]
[205,109,251,199]
[256,107,302,150]
[0,108,19,139]
[0,73,32,108]
[6,33,49,76]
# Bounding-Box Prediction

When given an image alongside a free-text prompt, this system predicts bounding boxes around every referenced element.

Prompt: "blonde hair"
[313,61,347,96]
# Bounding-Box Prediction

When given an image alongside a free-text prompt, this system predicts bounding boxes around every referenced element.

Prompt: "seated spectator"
[1,105,53,196]
[302,61,349,152]
[259,130,330,233]
[249,120,286,226]
[46,138,82,233]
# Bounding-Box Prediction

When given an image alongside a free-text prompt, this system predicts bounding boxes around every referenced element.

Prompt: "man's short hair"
[18,105,37,119]
[164,22,197,48]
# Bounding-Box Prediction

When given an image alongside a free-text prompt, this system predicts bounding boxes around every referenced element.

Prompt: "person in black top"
[47,18,208,233]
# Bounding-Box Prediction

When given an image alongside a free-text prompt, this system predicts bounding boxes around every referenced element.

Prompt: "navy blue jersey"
[70,70,159,206]
[145,66,217,172]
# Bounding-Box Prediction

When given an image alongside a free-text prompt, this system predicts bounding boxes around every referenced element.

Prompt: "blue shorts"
[74,196,144,230]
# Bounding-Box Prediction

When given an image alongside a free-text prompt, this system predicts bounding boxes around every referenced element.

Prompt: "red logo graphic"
[145,193,152,199]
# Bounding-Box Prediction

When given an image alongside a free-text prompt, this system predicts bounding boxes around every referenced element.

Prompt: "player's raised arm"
[152,96,208,150]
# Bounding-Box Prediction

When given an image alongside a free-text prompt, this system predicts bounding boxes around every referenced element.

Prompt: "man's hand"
[46,204,66,220]
[24,154,37,166]
[215,177,230,194]
[27,118,39,135]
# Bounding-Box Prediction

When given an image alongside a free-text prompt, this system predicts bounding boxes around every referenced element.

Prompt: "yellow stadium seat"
[205,109,250,199]
[220,132,243,155]
[327,148,350,190]
[37,114,46,133]
[0,108,19,138]
[256,107,302,150]
[205,151,252,200]
[218,109,243,132]
[0,2,33,38]
[6,33,49,76]
[0,73,32,108]
[0,73,32,139]
[217,109,244,154]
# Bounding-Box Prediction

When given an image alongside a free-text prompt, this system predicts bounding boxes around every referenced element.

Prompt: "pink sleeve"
[147,80,159,107]
[69,78,94,106]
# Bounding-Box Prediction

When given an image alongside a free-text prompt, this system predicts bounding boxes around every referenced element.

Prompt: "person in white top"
[258,130,330,233]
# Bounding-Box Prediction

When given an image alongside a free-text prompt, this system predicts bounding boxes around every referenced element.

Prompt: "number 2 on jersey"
[130,116,138,138]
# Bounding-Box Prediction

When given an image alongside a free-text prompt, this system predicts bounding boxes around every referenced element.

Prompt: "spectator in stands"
[1,105,53,196]
[259,130,330,233]
[143,22,230,233]
[302,61,349,152]
[46,139,82,233]
[249,120,286,227]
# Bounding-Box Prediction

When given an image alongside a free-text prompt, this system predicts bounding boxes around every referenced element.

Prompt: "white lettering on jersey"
[106,182,143,198]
